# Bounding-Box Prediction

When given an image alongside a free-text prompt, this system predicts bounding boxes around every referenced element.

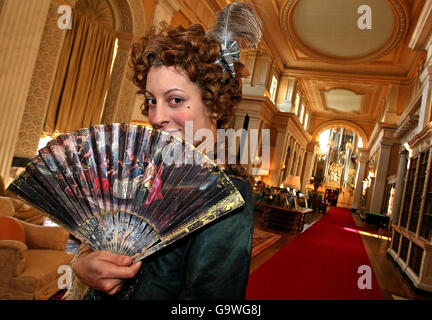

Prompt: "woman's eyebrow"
[145,88,185,96]
[164,88,185,95]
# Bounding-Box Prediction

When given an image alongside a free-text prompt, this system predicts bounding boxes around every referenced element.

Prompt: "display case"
[388,125,432,292]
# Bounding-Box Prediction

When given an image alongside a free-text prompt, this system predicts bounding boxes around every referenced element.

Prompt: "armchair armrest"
[0,196,14,217]
[0,240,27,281]
[17,219,69,251]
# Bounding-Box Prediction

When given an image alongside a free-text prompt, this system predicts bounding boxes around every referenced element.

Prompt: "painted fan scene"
[8,124,244,261]
[1,0,432,305]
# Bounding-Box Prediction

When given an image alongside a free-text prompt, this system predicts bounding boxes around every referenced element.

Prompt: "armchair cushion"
[10,198,46,225]
[18,219,69,251]
[0,216,26,243]
[0,196,46,225]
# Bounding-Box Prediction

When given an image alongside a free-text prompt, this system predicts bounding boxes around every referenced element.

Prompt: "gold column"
[0,0,51,181]
[276,77,296,112]
[240,50,257,86]
[14,1,72,159]
[352,148,369,210]
[288,142,299,175]
[243,50,272,97]
[390,148,409,224]
[246,115,264,174]
[370,142,393,213]
[301,142,319,191]
[101,39,136,124]
[268,128,288,186]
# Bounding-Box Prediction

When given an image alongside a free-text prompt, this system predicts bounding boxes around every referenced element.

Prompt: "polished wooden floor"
[250,208,432,300]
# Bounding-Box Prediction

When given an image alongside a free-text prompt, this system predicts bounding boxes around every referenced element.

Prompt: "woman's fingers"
[101,260,142,279]
[94,250,133,266]
[103,278,126,295]
[73,250,142,295]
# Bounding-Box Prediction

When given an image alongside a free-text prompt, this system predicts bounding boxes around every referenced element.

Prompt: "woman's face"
[145,65,217,144]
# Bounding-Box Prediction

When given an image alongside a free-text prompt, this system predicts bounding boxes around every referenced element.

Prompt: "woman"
[66,3,262,300]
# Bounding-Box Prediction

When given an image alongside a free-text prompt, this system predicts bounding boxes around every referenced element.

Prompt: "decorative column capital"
[152,0,180,26]
[358,148,369,162]
[399,148,409,157]
[380,141,394,149]
[306,141,318,152]
[276,127,287,135]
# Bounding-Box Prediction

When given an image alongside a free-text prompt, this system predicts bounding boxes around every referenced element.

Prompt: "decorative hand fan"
[7,123,244,263]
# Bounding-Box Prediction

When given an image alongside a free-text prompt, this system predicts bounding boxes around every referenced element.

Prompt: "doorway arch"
[312,120,369,148]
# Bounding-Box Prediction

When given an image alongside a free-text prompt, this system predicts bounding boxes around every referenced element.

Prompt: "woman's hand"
[73,250,142,295]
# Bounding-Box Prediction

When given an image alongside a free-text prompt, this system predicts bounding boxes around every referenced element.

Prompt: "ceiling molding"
[408,122,432,148]
[303,79,387,122]
[281,68,410,84]
[321,89,365,115]
[280,0,410,65]
[311,111,378,124]
[409,0,432,50]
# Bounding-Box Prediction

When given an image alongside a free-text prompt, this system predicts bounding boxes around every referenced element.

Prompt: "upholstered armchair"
[0,216,75,299]
[0,196,46,225]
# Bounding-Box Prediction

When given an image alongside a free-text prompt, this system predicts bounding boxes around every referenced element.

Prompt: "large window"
[304,113,309,131]
[269,75,278,103]
[293,93,300,115]
[299,104,305,124]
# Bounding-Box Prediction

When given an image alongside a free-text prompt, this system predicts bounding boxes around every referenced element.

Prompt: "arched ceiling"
[249,0,426,130]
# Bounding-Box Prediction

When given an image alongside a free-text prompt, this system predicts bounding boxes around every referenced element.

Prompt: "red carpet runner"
[246,206,383,300]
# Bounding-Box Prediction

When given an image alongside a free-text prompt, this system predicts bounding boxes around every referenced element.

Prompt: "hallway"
[249,208,432,300]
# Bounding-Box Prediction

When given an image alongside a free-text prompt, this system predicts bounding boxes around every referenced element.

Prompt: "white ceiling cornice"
[409,0,432,50]
[281,68,412,84]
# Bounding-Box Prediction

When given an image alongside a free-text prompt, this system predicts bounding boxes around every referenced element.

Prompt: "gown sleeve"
[129,177,254,300]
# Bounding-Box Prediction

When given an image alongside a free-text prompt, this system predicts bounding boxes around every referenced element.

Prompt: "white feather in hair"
[207,2,262,77]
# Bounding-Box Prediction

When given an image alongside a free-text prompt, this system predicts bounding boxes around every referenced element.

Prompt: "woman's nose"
[150,103,170,129]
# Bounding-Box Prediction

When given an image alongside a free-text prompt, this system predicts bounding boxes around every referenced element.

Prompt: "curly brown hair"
[129,23,248,128]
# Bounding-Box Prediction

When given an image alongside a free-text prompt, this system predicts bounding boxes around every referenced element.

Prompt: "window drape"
[44,8,116,135]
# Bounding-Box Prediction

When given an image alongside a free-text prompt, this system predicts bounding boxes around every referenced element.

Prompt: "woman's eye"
[146,98,156,106]
[169,97,184,105]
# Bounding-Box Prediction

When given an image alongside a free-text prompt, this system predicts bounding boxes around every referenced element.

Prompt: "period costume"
[65,171,254,300]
